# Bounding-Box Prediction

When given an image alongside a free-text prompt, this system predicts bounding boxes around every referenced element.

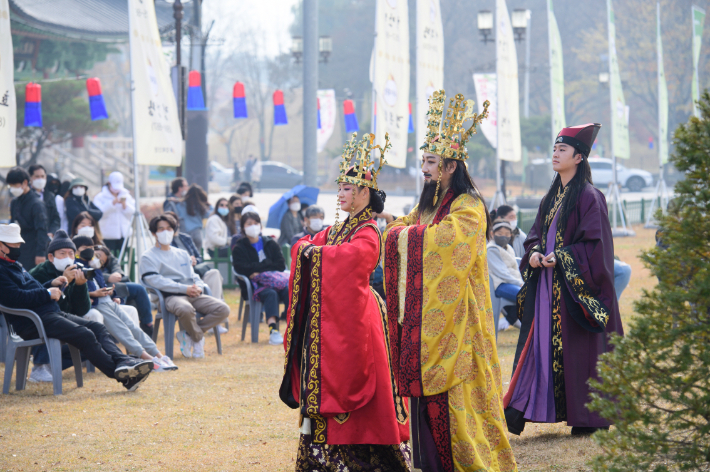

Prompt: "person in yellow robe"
[383,91,517,472]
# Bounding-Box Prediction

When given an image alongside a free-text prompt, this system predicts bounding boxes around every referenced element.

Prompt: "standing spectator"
[176,184,210,250]
[141,215,230,358]
[55,173,75,233]
[244,155,255,183]
[28,164,60,238]
[93,172,135,253]
[290,205,326,246]
[70,211,104,246]
[7,167,49,270]
[204,198,231,258]
[251,158,262,191]
[278,196,303,246]
[164,177,188,214]
[495,204,527,258]
[64,178,103,231]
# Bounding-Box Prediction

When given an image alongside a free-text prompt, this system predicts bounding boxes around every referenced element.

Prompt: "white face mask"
[289,202,301,212]
[52,257,74,272]
[309,218,324,232]
[9,186,24,197]
[244,224,261,239]
[32,178,46,190]
[77,226,95,238]
[508,219,518,230]
[72,187,86,197]
[89,258,102,269]
[157,230,174,246]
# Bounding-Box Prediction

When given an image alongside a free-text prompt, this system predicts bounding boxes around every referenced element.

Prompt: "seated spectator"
[7,166,49,270]
[494,205,527,258]
[232,212,286,346]
[614,258,632,300]
[290,205,327,246]
[73,235,177,371]
[141,215,230,358]
[93,172,135,253]
[226,197,241,236]
[70,211,104,245]
[231,203,257,249]
[94,245,155,336]
[175,184,210,250]
[278,196,303,246]
[204,198,231,258]
[28,164,61,238]
[64,178,103,230]
[486,220,524,330]
[0,224,153,391]
[236,182,253,199]
[164,177,188,214]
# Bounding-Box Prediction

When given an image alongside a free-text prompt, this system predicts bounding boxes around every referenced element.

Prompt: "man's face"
[421,153,441,183]
[155,220,173,235]
[30,168,46,182]
[0,241,20,258]
[9,181,28,194]
[48,248,75,263]
[77,245,92,255]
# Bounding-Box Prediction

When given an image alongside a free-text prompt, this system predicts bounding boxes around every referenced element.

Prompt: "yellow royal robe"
[383,188,517,472]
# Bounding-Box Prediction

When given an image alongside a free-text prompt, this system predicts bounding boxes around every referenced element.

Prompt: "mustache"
[423,173,432,178]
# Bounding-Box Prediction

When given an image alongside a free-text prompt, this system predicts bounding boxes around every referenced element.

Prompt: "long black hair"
[345,168,387,214]
[541,152,593,230]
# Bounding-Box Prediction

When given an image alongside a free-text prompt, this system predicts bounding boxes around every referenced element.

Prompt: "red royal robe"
[279,207,410,445]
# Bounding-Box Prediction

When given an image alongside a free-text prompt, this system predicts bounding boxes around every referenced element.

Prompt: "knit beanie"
[47,230,76,254]
[72,234,94,249]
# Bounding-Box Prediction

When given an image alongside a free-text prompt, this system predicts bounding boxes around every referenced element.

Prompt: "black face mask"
[234,206,243,214]
[494,235,511,248]
[2,243,21,261]
[79,248,95,261]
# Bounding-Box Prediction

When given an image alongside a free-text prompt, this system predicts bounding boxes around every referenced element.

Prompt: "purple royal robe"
[503,182,624,432]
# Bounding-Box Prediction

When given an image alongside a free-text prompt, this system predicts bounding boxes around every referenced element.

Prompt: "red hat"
[555,123,601,157]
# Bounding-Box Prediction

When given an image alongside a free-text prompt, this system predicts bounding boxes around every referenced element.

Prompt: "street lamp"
[319,36,332,63]
[291,36,303,64]
[477,10,494,44]
[511,9,529,42]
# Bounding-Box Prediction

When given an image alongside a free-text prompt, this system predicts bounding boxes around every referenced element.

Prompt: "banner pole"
[128,0,143,266]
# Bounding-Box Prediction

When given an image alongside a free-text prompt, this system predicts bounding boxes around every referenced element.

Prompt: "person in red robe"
[279,133,410,471]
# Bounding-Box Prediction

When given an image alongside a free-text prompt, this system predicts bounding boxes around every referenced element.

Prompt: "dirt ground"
[0,226,656,471]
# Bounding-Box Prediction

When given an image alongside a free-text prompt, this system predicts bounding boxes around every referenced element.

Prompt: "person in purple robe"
[502,123,624,436]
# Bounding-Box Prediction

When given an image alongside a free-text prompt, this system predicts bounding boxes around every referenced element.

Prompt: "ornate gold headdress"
[336,132,390,191]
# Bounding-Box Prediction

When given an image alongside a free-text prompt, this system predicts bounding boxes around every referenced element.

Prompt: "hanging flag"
[548,0,566,141]
[317,98,322,130]
[607,0,630,159]
[0,0,17,165]
[273,90,288,126]
[187,70,206,110]
[233,81,247,118]
[24,83,42,128]
[657,2,669,164]
[496,0,522,162]
[407,103,414,134]
[317,89,336,152]
[416,0,444,152]
[343,99,359,133]
[86,78,109,121]
[691,5,705,117]
[648,137,654,149]
[473,73,497,149]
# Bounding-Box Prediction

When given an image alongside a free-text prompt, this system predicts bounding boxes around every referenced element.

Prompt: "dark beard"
[418,180,440,216]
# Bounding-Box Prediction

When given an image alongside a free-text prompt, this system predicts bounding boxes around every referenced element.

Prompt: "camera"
[74,262,96,280]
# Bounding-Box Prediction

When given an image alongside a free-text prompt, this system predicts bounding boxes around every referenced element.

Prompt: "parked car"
[209,161,235,190]
[239,161,303,189]
[588,157,653,192]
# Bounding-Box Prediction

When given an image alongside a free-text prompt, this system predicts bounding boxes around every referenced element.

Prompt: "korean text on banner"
[658,3,669,164]
[0,0,16,165]
[692,5,705,117]
[496,0,521,162]
[548,0,566,140]
[473,73,497,149]
[128,0,182,166]
[607,0,630,159]
[317,89,336,153]
[374,0,410,168]
[416,0,444,153]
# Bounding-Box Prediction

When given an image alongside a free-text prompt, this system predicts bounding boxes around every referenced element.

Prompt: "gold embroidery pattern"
[556,248,610,328]
[333,413,350,424]
[551,264,566,421]
[283,244,306,373]
[544,185,569,230]
[305,248,327,443]
[328,207,374,247]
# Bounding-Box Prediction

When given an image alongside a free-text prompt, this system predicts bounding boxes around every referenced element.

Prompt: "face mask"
[77,226,95,238]
[52,257,74,272]
[79,248,95,261]
[89,258,102,269]
[72,186,86,197]
[217,207,230,217]
[244,224,260,239]
[508,219,518,230]
[2,244,21,261]
[9,186,24,197]
[494,235,511,248]
[157,230,174,246]
[32,178,46,190]
[234,206,243,214]
[289,202,301,212]
[309,218,324,232]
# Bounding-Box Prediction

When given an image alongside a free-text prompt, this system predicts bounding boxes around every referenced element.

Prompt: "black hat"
[72,234,94,249]
[554,123,602,157]
[47,230,76,254]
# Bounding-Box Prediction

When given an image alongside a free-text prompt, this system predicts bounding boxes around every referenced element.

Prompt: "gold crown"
[420,90,490,161]
[336,132,390,191]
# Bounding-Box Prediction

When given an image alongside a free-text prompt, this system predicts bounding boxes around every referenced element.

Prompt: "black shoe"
[140,322,154,338]
[122,368,152,392]
[571,426,608,436]
[114,359,154,382]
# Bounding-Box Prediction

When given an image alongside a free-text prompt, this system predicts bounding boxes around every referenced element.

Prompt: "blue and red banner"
[233,81,247,118]
[86,78,109,121]
[343,99,358,133]
[187,70,206,110]
[317,98,321,130]
[24,82,42,127]
[273,90,288,126]
[408,102,414,134]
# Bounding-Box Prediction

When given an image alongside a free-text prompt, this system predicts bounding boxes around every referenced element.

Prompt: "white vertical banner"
[128,0,182,166]
[692,5,706,117]
[548,0,566,140]
[473,73,497,149]
[416,0,444,154]
[317,89,336,152]
[374,0,410,168]
[657,2,669,164]
[496,0,521,162]
[607,0,630,159]
[0,0,16,166]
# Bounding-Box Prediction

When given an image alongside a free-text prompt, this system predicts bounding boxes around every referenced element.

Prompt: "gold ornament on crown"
[337,132,390,190]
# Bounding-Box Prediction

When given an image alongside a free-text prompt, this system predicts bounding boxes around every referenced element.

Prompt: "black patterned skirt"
[296,434,411,472]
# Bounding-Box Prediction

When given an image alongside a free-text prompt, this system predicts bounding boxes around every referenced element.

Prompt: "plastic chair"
[490,279,515,342]
[141,282,222,359]
[233,269,263,343]
[0,314,7,364]
[0,306,83,396]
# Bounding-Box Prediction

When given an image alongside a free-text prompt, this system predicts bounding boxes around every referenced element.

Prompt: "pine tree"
[588,92,710,471]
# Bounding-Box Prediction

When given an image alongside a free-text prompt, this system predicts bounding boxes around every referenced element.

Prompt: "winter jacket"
[204,214,229,251]
[486,242,524,290]
[278,211,303,246]
[175,201,210,234]
[56,195,68,233]
[10,189,49,270]
[29,260,91,317]
[36,189,61,235]
[92,185,135,240]
[232,235,285,299]
[65,193,103,230]
[0,258,58,334]
[171,232,202,264]
[510,227,528,259]
[99,253,130,283]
